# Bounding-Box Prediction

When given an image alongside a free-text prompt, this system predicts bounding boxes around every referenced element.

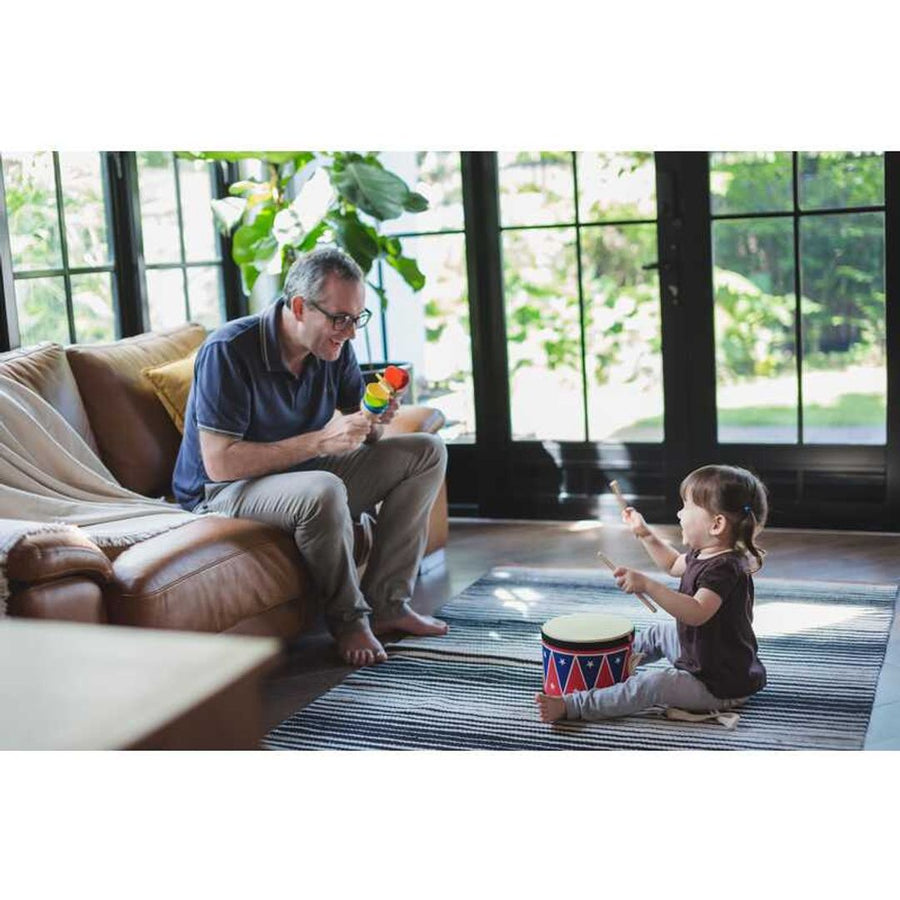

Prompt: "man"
[173,247,448,666]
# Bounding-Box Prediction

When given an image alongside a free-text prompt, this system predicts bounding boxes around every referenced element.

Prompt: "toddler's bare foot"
[336,619,388,666]
[535,692,567,724]
[373,602,449,637]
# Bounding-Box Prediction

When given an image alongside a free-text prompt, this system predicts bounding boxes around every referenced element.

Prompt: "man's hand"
[376,395,401,427]
[317,411,372,456]
[613,565,649,596]
[621,505,651,538]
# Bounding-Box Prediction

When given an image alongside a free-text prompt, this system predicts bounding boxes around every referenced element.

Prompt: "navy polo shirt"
[172,297,365,510]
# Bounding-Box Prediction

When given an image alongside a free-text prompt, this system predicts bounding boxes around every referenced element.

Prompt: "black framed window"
[709,151,886,446]
[135,152,226,331]
[496,152,663,443]
[0,151,118,345]
[363,151,475,443]
[2,147,897,530]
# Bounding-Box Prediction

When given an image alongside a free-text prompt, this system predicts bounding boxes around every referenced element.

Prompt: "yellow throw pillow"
[142,351,197,434]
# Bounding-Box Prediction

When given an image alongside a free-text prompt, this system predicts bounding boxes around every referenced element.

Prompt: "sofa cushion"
[107,516,310,632]
[142,351,198,434]
[0,342,99,454]
[65,324,207,498]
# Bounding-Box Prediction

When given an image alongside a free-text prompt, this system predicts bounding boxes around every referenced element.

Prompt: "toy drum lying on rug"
[541,613,634,696]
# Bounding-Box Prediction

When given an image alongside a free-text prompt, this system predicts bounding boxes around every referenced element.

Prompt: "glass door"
[497,152,664,445]
[455,151,897,528]
[709,152,886,447]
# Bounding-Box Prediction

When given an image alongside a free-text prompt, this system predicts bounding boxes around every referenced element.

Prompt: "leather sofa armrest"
[383,405,445,437]
[6,530,114,585]
[6,577,108,623]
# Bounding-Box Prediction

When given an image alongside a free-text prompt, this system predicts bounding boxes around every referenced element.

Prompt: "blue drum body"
[541,613,634,696]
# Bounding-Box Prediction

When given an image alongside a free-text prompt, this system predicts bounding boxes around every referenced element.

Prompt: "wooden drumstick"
[609,479,629,512]
[596,550,658,613]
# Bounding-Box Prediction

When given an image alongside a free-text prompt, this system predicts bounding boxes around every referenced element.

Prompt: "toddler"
[535,464,768,723]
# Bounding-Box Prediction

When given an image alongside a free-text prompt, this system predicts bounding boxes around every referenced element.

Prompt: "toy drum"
[541,613,634,696]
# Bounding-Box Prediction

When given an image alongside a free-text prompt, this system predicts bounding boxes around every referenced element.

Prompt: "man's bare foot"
[372,602,449,637]
[535,692,567,724]
[336,619,388,667]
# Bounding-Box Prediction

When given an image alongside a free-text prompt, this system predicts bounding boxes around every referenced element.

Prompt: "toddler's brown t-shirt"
[676,549,767,699]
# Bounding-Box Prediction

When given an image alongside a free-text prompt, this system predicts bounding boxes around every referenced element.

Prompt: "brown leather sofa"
[1,323,448,639]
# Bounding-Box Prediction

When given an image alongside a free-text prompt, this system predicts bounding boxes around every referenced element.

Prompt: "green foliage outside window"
[500,152,660,395]
[501,151,885,393]
[3,152,115,345]
[712,152,885,383]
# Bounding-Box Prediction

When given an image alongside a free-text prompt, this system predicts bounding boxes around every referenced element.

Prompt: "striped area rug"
[262,567,897,750]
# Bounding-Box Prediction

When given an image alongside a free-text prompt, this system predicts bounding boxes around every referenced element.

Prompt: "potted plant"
[178,151,429,307]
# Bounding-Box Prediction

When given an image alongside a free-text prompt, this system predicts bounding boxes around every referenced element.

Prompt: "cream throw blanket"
[0,374,199,615]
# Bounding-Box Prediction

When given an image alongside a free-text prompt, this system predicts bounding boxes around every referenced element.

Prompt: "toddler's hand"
[534,692,566,724]
[621,506,651,538]
[613,565,648,596]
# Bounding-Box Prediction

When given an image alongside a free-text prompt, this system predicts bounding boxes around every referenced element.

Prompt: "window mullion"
[0,157,20,350]
[884,152,900,521]
[106,151,148,336]
[171,153,190,321]
[461,151,511,516]
[792,151,804,446]
[572,150,589,443]
[51,152,76,343]
[376,261,388,360]
[215,161,247,320]
[96,152,124,340]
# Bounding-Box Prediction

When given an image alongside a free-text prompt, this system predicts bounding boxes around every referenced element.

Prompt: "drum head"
[542,612,633,644]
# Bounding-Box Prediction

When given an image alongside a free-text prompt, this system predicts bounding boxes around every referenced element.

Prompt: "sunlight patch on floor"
[567,521,604,532]
[754,601,871,636]
[492,586,546,616]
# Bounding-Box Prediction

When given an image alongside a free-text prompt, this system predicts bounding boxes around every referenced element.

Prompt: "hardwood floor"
[261,517,900,749]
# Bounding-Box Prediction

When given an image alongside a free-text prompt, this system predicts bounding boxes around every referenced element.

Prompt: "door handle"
[643,262,679,305]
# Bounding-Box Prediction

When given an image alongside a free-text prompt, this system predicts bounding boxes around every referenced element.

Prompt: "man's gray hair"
[283,246,364,306]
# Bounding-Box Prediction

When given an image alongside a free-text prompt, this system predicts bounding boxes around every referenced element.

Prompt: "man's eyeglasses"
[307,299,372,331]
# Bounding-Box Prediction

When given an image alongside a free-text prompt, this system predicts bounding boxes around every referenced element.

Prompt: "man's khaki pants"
[198,433,447,635]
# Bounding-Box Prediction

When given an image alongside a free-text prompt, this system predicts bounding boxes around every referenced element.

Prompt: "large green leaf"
[327,212,380,273]
[287,156,324,191]
[299,220,328,252]
[273,206,304,248]
[210,197,246,235]
[240,263,261,294]
[232,209,277,266]
[403,191,429,213]
[385,253,426,291]
[228,180,267,197]
[330,161,412,220]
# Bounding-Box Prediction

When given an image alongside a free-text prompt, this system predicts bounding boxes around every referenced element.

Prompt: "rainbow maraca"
[361,365,410,418]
